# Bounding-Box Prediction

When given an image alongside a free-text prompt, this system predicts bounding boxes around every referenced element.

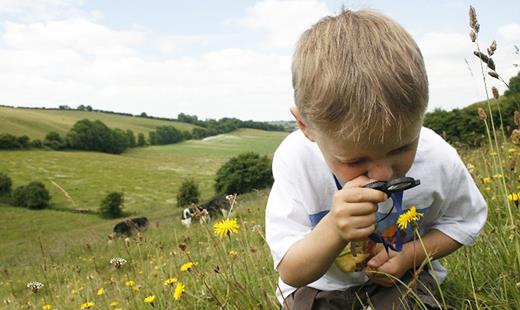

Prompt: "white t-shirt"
[265,127,487,304]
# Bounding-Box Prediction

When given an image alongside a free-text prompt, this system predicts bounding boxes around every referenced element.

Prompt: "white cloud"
[418,27,519,112]
[239,0,330,49]
[0,17,294,120]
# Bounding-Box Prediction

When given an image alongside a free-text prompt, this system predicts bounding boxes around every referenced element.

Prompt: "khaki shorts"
[283,270,447,310]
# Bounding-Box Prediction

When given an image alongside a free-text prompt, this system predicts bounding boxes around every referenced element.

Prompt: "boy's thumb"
[367,250,388,268]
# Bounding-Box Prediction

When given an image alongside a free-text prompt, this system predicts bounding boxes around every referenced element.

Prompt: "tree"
[67,119,129,154]
[140,112,148,117]
[176,179,200,208]
[126,130,136,147]
[137,133,146,146]
[44,131,65,150]
[99,192,124,218]
[12,181,51,209]
[505,71,520,96]
[0,172,12,196]
[215,152,273,195]
[0,134,21,149]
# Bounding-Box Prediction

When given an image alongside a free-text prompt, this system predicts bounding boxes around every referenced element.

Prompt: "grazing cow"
[198,196,230,218]
[113,217,149,236]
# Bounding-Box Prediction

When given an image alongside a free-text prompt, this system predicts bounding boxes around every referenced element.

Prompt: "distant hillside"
[0,106,199,140]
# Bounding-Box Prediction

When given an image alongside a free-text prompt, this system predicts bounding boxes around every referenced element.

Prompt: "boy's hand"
[365,242,415,287]
[328,175,387,242]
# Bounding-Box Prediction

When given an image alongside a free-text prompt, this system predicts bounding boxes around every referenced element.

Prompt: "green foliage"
[16,135,30,148]
[12,181,51,209]
[153,126,185,145]
[0,133,21,149]
[137,133,146,146]
[126,129,136,147]
[67,119,129,154]
[176,179,200,208]
[504,71,520,96]
[30,139,43,148]
[44,131,66,150]
[99,192,124,218]
[215,152,273,195]
[148,131,156,145]
[424,95,519,147]
[0,172,12,196]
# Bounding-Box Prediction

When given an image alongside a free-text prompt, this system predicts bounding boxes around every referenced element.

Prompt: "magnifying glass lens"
[386,182,413,191]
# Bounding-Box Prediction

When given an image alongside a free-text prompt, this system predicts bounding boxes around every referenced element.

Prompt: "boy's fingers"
[335,187,387,204]
[367,249,389,268]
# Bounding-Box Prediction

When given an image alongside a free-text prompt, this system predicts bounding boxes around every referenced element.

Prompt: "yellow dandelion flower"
[481,177,492,184]
[125,280,135,287]
[163,277,177,286]
[397,206,423,230]
[213,218,240,239]
[132,285,141,292]
[97,288,104,296]
[490,151,498,156]
[173,282,185,301]
[144,295,156,304]
[42,304,52,310]
[509,148,517,153]
[109,301,119,308]
[180,262,196,272]
[508,193,519,201]
[80,301,95,309]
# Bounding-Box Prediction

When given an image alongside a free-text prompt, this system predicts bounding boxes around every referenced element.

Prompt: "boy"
[265,9,487,309]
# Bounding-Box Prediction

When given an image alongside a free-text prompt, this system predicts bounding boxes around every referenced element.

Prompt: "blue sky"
[0,0,518,121]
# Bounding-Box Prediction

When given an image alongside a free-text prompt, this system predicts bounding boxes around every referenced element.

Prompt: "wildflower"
[490,151,498,156]
[144,294,156,305]
[110,301,119,308]
[493,174,503,179]
[163,278,177,286]
[508,193,519,202]
[110,257,127,269]
[509,148,517,153]
[180,262,196,272]
[229,250,239,260]
[97,288,104,296]
[397,206,423,230]
[125,280,135,287]
[42,304,52,310]
[173,282,185,301]
[213,218,240,239]
[80,301,95,309]
[26,281,44,293]
[132,285,141,292]
[482,177,492,184]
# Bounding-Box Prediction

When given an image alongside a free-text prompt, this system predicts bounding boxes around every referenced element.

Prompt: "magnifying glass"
[363,177,420,195]
[363,177,420,223]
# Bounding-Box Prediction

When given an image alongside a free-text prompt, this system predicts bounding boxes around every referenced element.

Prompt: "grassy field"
[0,106,198,139]
[1,125,519,309]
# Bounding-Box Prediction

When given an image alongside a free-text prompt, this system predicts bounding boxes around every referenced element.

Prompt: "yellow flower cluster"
[173,282,185,301]
[397,206,423,230]
[163,277,177,286]
[508,193,519,202]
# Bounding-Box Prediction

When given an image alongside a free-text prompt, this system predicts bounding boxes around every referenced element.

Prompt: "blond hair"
[292,9,428,142]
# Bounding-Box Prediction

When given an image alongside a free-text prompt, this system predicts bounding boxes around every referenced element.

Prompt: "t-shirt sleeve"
[265,148,312,270]
[429,154,488,245]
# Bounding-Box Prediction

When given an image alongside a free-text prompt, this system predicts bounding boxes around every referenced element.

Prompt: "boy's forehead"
[319,124,421,157]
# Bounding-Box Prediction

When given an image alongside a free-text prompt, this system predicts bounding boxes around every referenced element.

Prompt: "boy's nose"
[367,161,393,181]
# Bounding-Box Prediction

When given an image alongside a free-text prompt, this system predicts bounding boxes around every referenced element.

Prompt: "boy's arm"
[366,229,461,286]
[278,175,385,287]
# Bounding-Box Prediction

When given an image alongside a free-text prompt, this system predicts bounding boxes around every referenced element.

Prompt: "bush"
[67,119,129,154]
[176,179,200,208]
[215,152,273,195]
[12,181,51,209]
[100,192,124,218]
[30,139,43,148]
[0,172,12,196]
[44,131,66,150]
[0,134,21,149]
[137,133,146,146]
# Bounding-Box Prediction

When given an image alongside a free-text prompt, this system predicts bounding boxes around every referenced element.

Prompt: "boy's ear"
[290,106,315,142]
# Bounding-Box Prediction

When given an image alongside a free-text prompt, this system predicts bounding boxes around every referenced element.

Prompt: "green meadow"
[0,106,198,139]
[0,109,519,309]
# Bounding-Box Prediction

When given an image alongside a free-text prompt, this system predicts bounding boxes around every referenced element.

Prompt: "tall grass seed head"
[478,108,487,120]
[491,86,499,99]
[469,5,480,33]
